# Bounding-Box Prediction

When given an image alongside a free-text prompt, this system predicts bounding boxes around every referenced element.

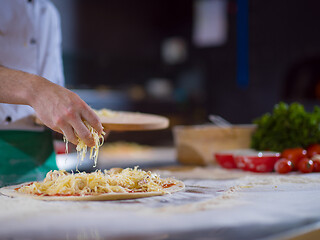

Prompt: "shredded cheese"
[63,108,116,168]
[17,167,177,196]
[71,108,116,168]
[63,121,105,169]
[76,121,105,167]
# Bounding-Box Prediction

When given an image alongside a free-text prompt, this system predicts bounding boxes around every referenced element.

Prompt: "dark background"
[52,0,320,127]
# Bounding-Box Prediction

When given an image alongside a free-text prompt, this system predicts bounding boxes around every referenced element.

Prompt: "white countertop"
[1,168,320,240]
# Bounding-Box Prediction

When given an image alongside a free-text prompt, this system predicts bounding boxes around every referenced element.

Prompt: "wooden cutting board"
[35,112,169,131]
[99,111,169,131]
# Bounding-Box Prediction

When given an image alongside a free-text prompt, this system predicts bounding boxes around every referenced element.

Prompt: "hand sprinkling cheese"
[76,121,105,167]
[64,121,105,169]
[62,108,117,169]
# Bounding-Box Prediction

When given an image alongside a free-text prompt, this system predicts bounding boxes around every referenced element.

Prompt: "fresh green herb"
[251,102,320,152]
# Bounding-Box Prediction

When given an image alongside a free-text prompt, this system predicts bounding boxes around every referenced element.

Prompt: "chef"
[0,0,103,186]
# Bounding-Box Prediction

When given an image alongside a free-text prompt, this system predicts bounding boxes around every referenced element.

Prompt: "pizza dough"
[0,180,184,201]
[0,167,185,201]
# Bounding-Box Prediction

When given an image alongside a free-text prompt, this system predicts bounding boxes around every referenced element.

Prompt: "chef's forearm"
[0,65,47,106]
[0,65,103,146]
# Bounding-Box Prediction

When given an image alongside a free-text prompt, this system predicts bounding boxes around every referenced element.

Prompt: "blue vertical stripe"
[236,0,249,88]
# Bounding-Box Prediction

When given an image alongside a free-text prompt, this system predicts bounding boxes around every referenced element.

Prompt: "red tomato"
[281,148,307,170]
[274,158,293,174]
[298,158,314,173]
[312,159,320,172]
[307,144,320,158]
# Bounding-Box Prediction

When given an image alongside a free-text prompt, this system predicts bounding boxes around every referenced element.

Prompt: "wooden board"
[173,124,256,165]
[100,111,169,131]
[35,112,169,131]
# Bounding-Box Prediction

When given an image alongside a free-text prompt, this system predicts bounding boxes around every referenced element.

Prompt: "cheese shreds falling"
[17,167,177,196]
[64,121,105,168]
[63,109,115,168]
[76,121,105,167]
[74,108,116,167]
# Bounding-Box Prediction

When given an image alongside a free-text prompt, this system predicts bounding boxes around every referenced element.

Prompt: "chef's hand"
[30,79,103,147]
[0,66,103,147]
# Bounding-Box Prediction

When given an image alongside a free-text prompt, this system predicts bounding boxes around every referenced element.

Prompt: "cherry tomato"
[281,148,307,170]
[307,144,320,158]
[312,159,320,172]
[274,158,293,174]
[298,158,314,173]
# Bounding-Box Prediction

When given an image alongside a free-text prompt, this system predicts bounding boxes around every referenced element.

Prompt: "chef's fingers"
[70,116,95,147]
[51,126,63,135]
[104,129,111,139]
[60,125,78,146]
[80,107,103,135]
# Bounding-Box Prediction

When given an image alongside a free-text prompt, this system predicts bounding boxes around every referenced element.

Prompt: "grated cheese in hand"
[63,108,116,169]
[72,108,116,168]
[76,121,105,167]
[64,121,105,169]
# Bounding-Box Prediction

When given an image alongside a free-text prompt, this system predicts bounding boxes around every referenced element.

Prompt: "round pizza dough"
[0,180,185,201]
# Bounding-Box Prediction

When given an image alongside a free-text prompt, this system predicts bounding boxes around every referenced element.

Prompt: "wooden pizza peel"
[35,111,169,131]
[99,111,169,131]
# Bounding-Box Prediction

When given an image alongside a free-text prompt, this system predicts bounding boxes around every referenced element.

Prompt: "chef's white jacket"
[0,0,64,129]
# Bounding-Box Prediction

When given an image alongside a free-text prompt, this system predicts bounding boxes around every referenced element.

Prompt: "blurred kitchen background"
[51,0,320,145]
